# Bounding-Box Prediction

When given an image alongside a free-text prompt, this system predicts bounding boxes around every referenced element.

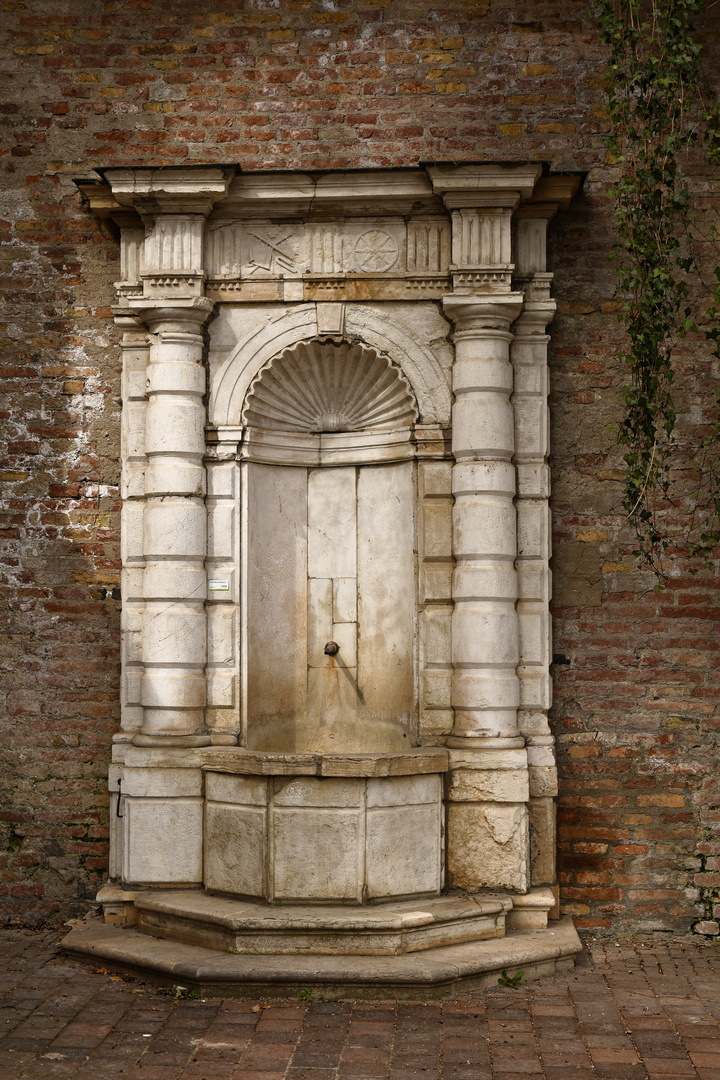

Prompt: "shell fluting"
[242,341,418,433]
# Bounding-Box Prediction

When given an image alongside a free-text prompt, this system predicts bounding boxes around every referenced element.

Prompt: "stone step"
[62,915,583,1000]
[132,890,512,955]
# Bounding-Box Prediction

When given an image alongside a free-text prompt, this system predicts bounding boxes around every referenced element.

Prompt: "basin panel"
[204,768,444,902]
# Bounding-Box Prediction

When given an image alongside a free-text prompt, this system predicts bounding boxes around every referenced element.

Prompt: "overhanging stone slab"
[62,915,582,1000]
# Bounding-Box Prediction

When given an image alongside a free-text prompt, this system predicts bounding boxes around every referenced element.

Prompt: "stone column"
[442,295,530,893]
[131,298,214,745]
[444,296,523,741]
[427,165,543,895]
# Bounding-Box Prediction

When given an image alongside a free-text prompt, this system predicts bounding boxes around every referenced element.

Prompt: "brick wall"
[1,0,718,932]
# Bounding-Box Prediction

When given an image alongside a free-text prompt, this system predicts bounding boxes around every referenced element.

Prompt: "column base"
[446,736,525,749]
[447,802,530,892]
[95,883,140,926]
[131,734,212,747]
[505,886,556,930]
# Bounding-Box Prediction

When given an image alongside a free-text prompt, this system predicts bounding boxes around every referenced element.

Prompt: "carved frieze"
[352,229,399,272]
[246,226,300,275]
[204,219,451,297]
[307,226,345,275]
[205,222,243,278]
[407,220,451,273]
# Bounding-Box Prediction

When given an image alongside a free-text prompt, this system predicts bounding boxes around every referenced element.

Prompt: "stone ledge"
[112,746,450,774]
[61,916,582,1000]
[131,890,512,955]
[202,748,450,777]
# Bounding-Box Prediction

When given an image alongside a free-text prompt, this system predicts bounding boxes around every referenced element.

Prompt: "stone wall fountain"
[63,164,583,997]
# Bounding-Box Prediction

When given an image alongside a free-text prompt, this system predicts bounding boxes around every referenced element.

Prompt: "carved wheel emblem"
[353,230,398,273]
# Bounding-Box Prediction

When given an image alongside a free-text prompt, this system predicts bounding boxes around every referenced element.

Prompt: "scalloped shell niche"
[242,340,418,433]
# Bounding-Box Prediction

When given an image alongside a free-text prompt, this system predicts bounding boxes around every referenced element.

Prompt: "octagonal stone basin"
[203,749,448,904]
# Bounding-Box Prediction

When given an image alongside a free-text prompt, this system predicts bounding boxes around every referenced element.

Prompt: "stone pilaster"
[117,313,149,740]
[510,172,590,892]
[512,214,559,888]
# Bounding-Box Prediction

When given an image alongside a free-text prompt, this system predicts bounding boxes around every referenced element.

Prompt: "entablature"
[76,165,581,306]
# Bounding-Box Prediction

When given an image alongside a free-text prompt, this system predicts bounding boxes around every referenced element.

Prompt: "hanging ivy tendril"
[593,0,720,574]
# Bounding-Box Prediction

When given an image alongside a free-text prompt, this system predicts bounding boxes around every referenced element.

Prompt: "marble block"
[204,764,444,903]
[123,796,204,885]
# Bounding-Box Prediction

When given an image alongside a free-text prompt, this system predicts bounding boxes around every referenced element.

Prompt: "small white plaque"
[208,579,229,592]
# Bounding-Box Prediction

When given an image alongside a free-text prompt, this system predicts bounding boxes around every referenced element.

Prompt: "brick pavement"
[0,929,718,1080]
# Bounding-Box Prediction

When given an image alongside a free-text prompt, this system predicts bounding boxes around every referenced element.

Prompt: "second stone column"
[443,295,530,893]
[426,164,544,895]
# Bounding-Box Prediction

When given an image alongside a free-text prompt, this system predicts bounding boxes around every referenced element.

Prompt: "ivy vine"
[593,0,720,573]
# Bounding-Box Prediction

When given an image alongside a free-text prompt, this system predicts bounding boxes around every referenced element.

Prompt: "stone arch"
[208,303,452,428]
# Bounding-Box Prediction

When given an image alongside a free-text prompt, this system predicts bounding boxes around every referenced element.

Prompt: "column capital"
[443,293,524,332]
[514,297,556,336]
[102,169,233,303]
[426,167,542,293]
[124,296,215,332]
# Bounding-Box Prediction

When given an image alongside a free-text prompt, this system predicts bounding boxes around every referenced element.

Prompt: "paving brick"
[493,1060,544,1074]
[643,1059,697,1075]
[3,931,720,1080]
[286,1071,338,1080]
[589,1048,641,1063]
[542,1071,596,1080]
[539,1053,593,1068]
